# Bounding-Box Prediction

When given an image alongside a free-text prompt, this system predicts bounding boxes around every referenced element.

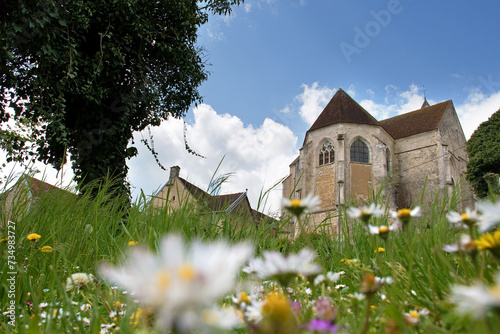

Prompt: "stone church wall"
[393,132,441,207]
[437,105,474,208]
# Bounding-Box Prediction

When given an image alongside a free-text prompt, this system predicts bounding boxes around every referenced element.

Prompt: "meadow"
[1,175,500,334]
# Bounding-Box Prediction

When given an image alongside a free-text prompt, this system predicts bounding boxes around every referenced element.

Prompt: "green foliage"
[2,175,500,333]
[466,108,500,198]
[1,0,243,199]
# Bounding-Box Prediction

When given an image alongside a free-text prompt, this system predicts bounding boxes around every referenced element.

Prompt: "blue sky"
[2,0,500,215]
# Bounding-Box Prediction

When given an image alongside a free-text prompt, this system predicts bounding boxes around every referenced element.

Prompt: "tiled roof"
[379,100,451,139]
[178,177,246,212]
[307,88,380,132]
[206,192,242,211]
[178,177,210,202]
[24,175,76,198]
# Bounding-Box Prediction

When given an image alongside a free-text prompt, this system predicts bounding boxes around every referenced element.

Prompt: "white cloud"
[128,104,298,215]
[2,103,298,216]
[280,105,292,114]
[205,25,225,41]
[360,84,432,120]
[347,84,356,98]
[456,89,500,139]
[359,99,394,120]
[296,82,336,125]
[396,84,426,114]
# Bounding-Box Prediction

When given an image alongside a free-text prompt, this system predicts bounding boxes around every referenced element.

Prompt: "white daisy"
[442,234,477,254]
[100,235,253,333]
[66,273,95,292]
[360,273,393,296]
[348,203,384,223]
[351,292,366,301]
[446,208,480,228]
[243,248,322,284]
[477,200,500,233]
[314,274,325,286]
[404,308,429,325]
[282,194,321,217]
[390,207,421,225]
[326,271,343,283]
[201,306,244,330]
[451,272,500,319]
[367,224,398,239]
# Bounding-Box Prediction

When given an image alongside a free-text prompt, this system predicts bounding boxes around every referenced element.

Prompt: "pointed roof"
[153,168,252,214]
[379,100,452,139]
[307,88,380,132]
[421,98,430,108]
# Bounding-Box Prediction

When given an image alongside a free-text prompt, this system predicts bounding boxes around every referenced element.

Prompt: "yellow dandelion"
[128,241,138,246]
[129,308,143,327]
[40,246,53,253]
[476,231,500,257]
[374,247,386,253]
[27,233,41,241]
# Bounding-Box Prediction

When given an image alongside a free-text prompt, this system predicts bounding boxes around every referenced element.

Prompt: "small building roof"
[379,100,452,139]
[307,88,380,132]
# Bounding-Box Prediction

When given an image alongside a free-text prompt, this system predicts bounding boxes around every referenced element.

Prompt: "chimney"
[169,166,180,179]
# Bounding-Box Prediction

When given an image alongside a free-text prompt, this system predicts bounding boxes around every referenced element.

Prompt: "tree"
[1,0,243,200]
[466,108,500,198]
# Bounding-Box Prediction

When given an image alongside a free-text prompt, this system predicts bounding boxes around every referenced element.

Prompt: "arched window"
[350,139,369,163]
[319,141,335,166]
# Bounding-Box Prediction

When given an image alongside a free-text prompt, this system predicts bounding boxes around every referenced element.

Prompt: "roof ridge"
[379,100,452,139]
[381,100,451,123]
[307,88,380,133]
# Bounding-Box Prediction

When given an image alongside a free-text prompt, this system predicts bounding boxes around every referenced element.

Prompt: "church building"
[282,88,473,233]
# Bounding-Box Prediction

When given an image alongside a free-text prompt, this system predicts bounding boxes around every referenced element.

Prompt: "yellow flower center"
[488,286,500,298]
[375,247,385,253]
[409,310,419,319]
[290,199,302,207]
[398,209,411,218]
[128,241,138,246]
[261,293,293,321]
[202,309,219,325]
[363,273,375,285]
[240,291,250,304]
[178,264,196,281]
[156,270,171,291]
[379,226,389,233]
[461,213,468,220]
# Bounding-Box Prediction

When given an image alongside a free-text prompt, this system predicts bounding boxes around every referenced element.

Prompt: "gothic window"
[350,139,369,163]
[319,141,335,166]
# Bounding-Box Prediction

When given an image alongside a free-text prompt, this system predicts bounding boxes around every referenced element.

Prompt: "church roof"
[155,172,250,214]
[307,88,380,132]
[379,100,452,139]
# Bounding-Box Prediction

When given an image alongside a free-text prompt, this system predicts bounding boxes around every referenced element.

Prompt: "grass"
[1,174,499,334]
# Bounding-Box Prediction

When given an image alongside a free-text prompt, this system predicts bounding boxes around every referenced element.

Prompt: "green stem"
[359,295,373,334]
